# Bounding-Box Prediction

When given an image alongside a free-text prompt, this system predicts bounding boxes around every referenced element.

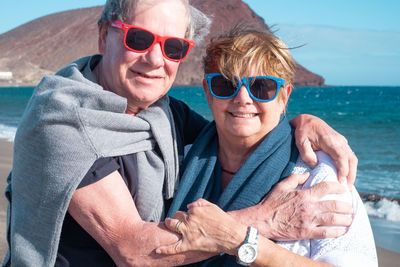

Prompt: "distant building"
[0,72,13,80]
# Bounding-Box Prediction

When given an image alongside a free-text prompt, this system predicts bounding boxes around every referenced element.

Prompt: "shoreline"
[0,138,13,261]
[0,138,399,265]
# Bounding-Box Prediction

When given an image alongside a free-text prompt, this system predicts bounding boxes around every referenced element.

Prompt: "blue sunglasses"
[205,73,285,102]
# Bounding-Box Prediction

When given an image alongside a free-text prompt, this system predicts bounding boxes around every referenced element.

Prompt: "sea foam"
[0,124,16,142]
[364,199,400,222]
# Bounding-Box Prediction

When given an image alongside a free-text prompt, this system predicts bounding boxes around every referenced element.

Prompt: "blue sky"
[1,0,399,85]
[244,0,400,32]
[243,0,400,86]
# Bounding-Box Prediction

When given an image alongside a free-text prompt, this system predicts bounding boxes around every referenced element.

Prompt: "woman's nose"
[233,84,253,104]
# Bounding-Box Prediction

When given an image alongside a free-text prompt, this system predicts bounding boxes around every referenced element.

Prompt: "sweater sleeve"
[304,151,378,267]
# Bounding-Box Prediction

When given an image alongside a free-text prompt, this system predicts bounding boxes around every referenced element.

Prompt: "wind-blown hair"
[98,0,211,44]
[203,24,296,88]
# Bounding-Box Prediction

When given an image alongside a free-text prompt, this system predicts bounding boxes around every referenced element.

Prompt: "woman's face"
[98,0,188,114]
[204,69,291,146]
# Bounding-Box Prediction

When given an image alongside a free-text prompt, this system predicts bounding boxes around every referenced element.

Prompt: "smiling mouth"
[134,71,162,79]
[230,112,258,118]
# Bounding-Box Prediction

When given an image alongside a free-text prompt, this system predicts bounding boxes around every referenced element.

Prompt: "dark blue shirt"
[56,97,208,267]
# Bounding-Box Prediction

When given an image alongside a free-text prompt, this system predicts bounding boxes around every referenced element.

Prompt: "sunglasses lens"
[164,38,190,60]
[125,28,154,51]
[210,75,237,97]
[249,78,278,100]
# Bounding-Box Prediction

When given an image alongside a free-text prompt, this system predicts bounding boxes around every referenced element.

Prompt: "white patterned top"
[277,151,378,267]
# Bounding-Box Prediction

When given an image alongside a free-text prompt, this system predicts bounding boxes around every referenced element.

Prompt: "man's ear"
[98,22,108,54]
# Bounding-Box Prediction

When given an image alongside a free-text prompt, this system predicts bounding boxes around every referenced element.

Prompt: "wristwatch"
[237,226,259,266]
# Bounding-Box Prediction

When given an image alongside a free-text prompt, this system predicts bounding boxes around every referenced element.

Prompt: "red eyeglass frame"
[110,20,195,62]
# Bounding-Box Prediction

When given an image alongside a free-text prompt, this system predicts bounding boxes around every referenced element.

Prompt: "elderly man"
[4,0,357,266]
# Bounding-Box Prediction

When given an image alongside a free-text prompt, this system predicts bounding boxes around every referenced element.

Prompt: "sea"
[1,85,400,252]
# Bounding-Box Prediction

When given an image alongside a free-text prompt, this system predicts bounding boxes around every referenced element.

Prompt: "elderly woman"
[158,26,378,266]
[4,0,358,266]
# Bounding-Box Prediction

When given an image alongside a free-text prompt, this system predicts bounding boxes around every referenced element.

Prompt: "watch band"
[247,226,258,245]
[237,226,259,266]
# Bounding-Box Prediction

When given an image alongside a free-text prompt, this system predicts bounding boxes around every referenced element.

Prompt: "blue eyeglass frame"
[205,73,285,102]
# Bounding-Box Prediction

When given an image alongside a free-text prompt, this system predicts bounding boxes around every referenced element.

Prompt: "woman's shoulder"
[294,151,336,171]
[293,151,338,187]
[291,153,378,265]
[294,151,359,208]
[293,151,353,204]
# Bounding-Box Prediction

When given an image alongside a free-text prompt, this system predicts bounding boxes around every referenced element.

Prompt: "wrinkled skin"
[251,173,352,240]
[157,173,353,255]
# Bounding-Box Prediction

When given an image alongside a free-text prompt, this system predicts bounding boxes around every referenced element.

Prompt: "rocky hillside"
[0,0,324,86]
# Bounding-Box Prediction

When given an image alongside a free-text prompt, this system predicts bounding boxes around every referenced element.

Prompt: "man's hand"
[68,171,211,266]
[290,114,358,185]
[231,173,354,241]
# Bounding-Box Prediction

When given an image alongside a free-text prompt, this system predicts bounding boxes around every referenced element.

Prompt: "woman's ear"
[202,79,208,94]
[286,84,292,99]
[283,84,292,104]
[202,79,213,106]
[98,22,109,55]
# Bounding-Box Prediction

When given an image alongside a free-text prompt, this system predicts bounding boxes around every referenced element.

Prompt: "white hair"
[98,0,211,44]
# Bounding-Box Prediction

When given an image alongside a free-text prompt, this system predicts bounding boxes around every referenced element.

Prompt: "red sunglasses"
[110,20,195,62]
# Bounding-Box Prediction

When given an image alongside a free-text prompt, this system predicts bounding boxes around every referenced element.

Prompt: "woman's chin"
[227,126,262,139]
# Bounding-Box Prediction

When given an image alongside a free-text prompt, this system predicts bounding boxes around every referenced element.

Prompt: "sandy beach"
[0,138,399,266]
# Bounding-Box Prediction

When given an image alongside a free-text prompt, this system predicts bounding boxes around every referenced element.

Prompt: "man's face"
[98,0,188,114]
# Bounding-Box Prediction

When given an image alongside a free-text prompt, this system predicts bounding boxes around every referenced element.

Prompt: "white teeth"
[232,113,256,118]
[137,72,158,79]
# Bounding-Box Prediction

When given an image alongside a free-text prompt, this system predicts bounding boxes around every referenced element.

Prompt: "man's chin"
[131,94,165,109]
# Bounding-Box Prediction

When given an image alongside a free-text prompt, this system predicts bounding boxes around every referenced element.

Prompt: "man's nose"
[144,42,165,68]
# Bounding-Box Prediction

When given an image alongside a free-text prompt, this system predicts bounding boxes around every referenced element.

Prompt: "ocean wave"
[364,198,400,222]
[0,124,16,141]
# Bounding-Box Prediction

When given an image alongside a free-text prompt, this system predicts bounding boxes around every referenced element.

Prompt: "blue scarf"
[167,115,298,266]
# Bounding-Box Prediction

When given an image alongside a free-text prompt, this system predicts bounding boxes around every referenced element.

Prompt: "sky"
[1,0,399,86]
[243,0,400,86]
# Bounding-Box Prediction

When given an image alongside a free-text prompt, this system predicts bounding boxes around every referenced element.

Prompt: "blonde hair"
[203,25,295,101]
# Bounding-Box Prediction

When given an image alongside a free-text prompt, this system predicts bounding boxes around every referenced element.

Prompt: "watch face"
[238,243,257,263]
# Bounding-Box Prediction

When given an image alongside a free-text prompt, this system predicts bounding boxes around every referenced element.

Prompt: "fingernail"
[348,183,354,191]
[309,160,317,168]
[340,179,350,191]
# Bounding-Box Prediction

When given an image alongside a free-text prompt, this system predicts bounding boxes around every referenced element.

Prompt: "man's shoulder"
[168,96,188,110]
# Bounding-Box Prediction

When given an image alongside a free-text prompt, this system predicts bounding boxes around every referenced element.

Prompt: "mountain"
[0,0,324,87]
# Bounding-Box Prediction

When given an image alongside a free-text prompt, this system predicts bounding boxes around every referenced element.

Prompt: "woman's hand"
[290,114,358,186]
[156,199,247,256]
